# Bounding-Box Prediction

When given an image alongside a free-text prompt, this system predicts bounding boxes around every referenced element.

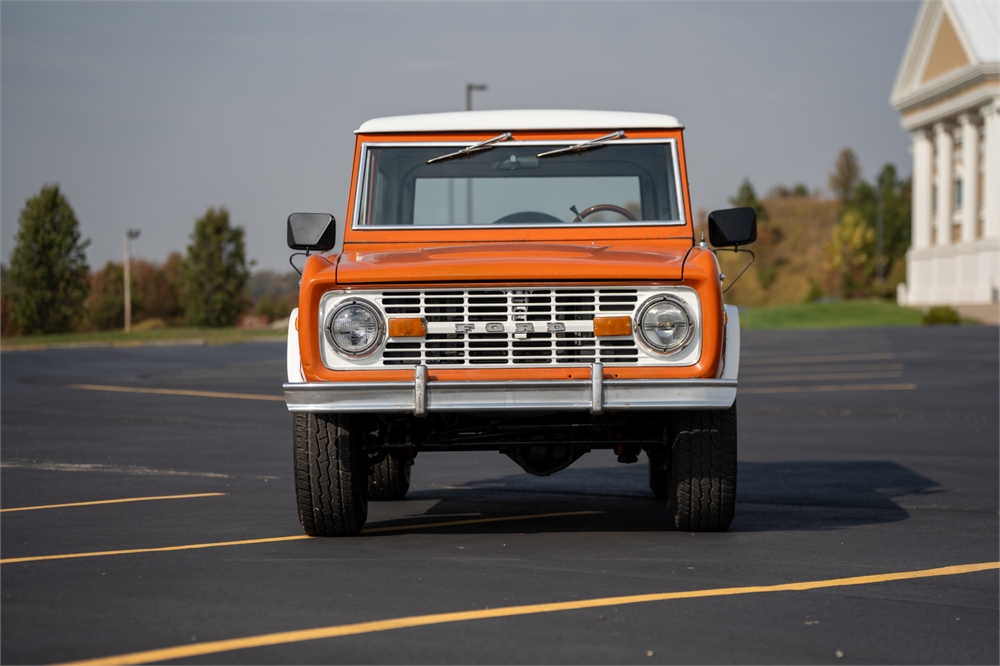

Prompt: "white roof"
[950,0,999,63]
[356,109,683,134]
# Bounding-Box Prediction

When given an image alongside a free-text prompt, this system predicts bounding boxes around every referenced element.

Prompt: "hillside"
[714,197,840,307]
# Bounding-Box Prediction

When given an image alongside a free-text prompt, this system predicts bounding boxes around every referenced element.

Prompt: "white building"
[891,0,999,310]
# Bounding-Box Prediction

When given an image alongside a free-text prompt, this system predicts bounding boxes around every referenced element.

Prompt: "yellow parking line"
[741,382,917,394]
[0,493,226,513]
[59,561,1000,666]
[68,384,284,402]
[0,536,310,564]
[0,511,602,564]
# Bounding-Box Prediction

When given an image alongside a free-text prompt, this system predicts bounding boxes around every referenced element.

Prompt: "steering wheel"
[492,211,565,224]
[573,204,637,222]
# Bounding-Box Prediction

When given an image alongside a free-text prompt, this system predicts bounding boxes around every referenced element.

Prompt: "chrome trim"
[590,362,604,415]
[324,299,386,360]
[351,139,687,230]
[634,295,695,355]
[414,364,428,417]
[284,377,737,414]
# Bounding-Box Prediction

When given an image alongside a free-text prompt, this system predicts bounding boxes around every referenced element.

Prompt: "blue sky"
[1,1,919,272]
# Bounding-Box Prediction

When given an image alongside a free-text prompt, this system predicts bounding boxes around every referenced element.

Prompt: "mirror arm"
[721,246,755,294]
[289,252,308,276]
[288,249,335,277]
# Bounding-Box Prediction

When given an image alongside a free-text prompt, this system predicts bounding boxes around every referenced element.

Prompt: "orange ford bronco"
[284,110,756,536]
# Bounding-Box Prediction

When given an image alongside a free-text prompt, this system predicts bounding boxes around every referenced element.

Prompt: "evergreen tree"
[729,179,780,291]
[841,164,912,293]
[729,178,768,222]
[825,152,911,297]
[7,185,90,334]
[181,207,250,327]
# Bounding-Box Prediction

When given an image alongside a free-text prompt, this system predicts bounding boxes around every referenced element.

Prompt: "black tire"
[666,404,737,532]
[648,455,670,499]
[368,454,411,501]
[293,413,368,536]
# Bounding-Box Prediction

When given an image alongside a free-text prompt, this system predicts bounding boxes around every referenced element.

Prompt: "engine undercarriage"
[358,411,671,476]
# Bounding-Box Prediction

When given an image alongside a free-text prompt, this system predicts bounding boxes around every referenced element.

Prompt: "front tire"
[368,453,411,501]
[293,413,368,536]
[666,404,737,532]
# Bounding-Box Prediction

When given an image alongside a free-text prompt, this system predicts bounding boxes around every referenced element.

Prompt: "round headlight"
[637,296,693,353]
[327,300,383,357]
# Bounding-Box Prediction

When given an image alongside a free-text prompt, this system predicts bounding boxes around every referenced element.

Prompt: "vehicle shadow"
[382,460,942,534]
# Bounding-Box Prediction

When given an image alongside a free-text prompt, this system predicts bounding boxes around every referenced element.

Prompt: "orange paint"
[296,126,728,384]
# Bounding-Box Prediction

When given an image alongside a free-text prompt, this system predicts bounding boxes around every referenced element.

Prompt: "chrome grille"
[381,288,640,366]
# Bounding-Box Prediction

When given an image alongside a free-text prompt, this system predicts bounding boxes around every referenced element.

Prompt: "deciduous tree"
[826,209,876,297]
[829,148,861,202]
[134,252,184,323]
[85,261,130,330]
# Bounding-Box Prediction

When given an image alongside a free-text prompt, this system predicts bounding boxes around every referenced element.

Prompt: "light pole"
[465,83,487,112]
[464,84,487,224]
[124,229,140,333]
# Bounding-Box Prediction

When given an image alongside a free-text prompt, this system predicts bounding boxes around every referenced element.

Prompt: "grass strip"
[739,300,927,330]
[1,326,284,350]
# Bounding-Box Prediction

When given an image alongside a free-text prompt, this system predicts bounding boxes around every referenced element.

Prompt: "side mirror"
[708,207,757,248]
[287,213,337,251]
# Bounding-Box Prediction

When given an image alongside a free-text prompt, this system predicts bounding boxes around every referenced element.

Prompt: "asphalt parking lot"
[2,326,997,665]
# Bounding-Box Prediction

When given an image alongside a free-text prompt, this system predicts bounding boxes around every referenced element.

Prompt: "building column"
[959,114,980,243]
[934,122,954,247]
[982,102,1000,240]
[912,128,934,249]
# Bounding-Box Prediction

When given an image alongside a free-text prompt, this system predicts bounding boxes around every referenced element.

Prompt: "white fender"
[286,307,305,383]
[721,304,741,382]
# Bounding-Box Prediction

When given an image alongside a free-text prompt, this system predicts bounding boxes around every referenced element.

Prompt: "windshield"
[355,142,682,227]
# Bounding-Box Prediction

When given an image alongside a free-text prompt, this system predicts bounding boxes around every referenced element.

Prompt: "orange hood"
[335,242,690,284]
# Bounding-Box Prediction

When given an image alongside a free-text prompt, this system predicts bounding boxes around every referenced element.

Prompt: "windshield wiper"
[536,130,626,158]
[426,132,513,164]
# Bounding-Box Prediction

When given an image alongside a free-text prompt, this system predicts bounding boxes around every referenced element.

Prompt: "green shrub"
[922,306,960,326]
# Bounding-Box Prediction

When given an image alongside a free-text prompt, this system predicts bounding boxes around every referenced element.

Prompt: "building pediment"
[891,0,999,115]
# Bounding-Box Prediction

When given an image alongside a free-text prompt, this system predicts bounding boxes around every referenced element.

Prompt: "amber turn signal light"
[388,317,427,338]
[593,316,632,337]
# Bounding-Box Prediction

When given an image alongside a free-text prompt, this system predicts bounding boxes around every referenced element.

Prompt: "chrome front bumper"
[284,364,736,415]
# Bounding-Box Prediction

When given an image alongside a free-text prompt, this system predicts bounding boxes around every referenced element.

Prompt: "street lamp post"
[465,83,487,112]
[124,229,140,333]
